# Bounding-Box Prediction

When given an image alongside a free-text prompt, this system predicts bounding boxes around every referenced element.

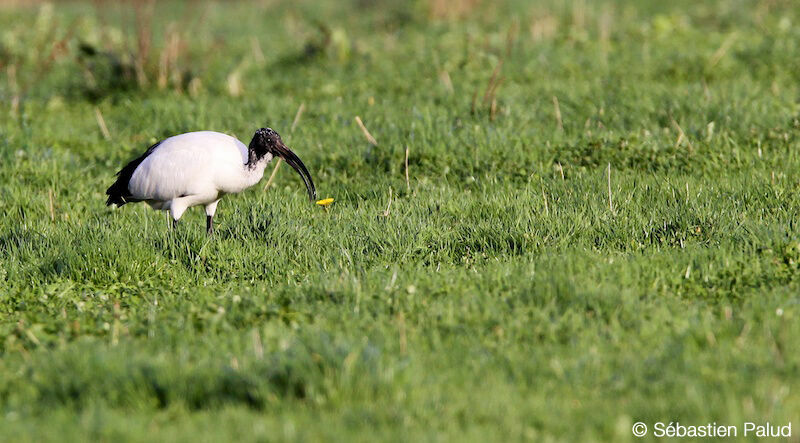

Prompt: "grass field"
[2,0,800,441]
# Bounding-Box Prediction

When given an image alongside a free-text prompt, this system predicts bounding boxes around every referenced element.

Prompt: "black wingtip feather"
[105,140,162,207]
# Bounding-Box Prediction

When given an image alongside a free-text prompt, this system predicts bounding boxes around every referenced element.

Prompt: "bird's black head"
[248,127,317,202]
[249,127,281,160]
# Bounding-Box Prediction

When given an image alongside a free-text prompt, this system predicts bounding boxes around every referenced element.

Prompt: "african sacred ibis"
[106,128,316,234]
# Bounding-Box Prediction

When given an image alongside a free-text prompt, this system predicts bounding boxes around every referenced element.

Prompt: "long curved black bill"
[273,143,316,202]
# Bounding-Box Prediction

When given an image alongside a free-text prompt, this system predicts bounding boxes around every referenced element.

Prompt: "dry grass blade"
[405,146,410,192]
[94,107,111,140]
[262,159,282,191]
[470,61,504,118]
[250,36,266,65]
[439,70,454,93]
[251,329,264,360]
[708,33,737,68]
[607,163,613,212]
[685,182,689,205]
[48,188,55,222]
[482,61,503,104]
[157,26,183,90]
[133,0,155,87]
[470,88,479,115]
[291,102,305,133]
[355,116,378,146]
[505,18,519,57]
[226,69,242,97]
[542,187,549,215]
[381,187,393,217]
[487,76,503,120]
[552,96,563,132]
[671,117,694,152]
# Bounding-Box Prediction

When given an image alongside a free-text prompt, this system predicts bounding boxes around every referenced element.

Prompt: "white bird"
[106,128,316,234]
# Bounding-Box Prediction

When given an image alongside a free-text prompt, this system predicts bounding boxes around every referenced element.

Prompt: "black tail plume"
[105,140,162,207]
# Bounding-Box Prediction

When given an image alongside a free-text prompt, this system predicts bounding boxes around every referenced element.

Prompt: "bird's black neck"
[247,147,270,168]
[247,133,272,168]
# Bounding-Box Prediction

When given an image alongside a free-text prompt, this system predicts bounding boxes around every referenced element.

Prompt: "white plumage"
[128,131,267,218]
[106,128,316,233]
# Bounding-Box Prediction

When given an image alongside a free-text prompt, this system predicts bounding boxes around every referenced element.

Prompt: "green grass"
[1,0,800,440]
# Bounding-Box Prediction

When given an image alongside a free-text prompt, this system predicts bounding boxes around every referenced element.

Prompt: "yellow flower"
[316,198,334,207]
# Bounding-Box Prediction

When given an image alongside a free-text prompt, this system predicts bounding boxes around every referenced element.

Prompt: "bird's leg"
[172,218,179,230]
[205,199,220,236]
